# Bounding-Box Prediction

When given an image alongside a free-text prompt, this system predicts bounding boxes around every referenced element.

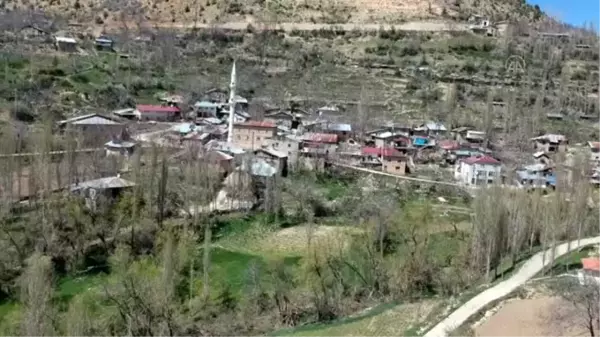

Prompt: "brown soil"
[475,296,591,337]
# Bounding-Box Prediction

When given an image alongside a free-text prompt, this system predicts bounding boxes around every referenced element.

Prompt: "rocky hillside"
[0,0,545,26]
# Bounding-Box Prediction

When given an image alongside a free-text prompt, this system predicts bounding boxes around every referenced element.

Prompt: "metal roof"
[327,123,352,132]
[55,36,76,43]
[195,101,220,108]
[59,113,120,125]
[70,176,135,192]
[105,140,136,148]
[136,105,180,113]
[256,147,287,158]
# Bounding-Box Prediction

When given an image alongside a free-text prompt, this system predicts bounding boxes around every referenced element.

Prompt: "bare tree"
[20,253,55,336]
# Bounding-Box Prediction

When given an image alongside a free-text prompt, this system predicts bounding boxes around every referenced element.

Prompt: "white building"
[588,141,600,164]
[454,155,502,186]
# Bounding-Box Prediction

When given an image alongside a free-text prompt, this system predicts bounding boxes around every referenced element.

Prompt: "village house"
[95,36,114,51]
[194,101,220,117]
[454,155,502,186]
[578,257,600,285]
[361,147,407,176]
[515,163,556,190]
[531,134,568,153]
[70,175,135,209]
[463,130,486,145]
[370,130,409,148]
[588,141,600,164]
[263,135,302,167]
[203,150,234,176]
[231,121,277,150]
[325,123,352,142]
[54,36,77,52]
[255,147,288,176]
[105,139,136,157]
[300,133,338,157]
[414,122,447,137]
[438,140,460,153]
[58,113,124,147]
[265,108,310,130]
[135,105,181,122]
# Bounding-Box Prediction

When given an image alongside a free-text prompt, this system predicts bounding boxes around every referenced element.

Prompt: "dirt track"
[475,296,587,336]
[148,20,469,32]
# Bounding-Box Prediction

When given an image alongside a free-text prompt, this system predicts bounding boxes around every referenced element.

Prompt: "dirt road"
[423,236,600,337]
[154,20,469,32]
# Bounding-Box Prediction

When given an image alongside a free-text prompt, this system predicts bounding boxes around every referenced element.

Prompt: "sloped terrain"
[1,0,544,26]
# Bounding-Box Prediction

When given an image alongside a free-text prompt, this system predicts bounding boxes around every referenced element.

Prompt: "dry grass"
[218,223,362,257]
[285,299,442,336]
[5,0,537,26]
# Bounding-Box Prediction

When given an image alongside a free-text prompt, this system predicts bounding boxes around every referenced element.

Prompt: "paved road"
[424,236,600,337]
[155,20,469,32]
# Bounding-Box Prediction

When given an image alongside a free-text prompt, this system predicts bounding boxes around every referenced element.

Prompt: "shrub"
[11,103,35,122]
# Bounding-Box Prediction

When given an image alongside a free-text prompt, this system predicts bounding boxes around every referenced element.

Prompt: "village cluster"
[57,64,600,200]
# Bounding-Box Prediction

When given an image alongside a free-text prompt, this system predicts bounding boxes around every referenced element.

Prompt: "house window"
[487,179,494,184]
[471,178,475,185]
[488,171,495,177]
[257,137,261,141]
[288,144,291,148]
[395,166,400,170]
[245,136,249,140]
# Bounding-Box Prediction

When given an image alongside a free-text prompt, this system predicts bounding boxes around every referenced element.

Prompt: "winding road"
[424,236,600,337]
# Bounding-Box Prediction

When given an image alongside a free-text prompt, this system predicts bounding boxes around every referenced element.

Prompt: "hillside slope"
[1,0,544,26]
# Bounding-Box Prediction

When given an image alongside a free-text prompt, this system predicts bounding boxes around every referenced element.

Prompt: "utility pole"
[227,60,237,144]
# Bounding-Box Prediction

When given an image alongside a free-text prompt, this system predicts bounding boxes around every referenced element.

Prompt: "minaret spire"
[227,60,236,144]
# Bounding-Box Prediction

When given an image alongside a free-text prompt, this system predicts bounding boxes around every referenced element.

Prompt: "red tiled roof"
[582,257,600,272]
[588,141,600,149]
[302,133,338,144]
[438,140,460,151]
[461,155,500,165]
[235,120,276,128]
[136,105,180,113]
[362,146,403,157]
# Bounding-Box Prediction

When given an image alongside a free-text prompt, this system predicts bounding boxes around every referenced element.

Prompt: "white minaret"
[227,60,237,144]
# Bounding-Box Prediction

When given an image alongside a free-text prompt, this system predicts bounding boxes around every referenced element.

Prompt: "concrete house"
[515,164,555,190]
[264,135,301,167]
[454,155,502,186]
[531,134,568,153]
[135,105,181,121]
[361,146,407,176]
[232,121,277,150]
